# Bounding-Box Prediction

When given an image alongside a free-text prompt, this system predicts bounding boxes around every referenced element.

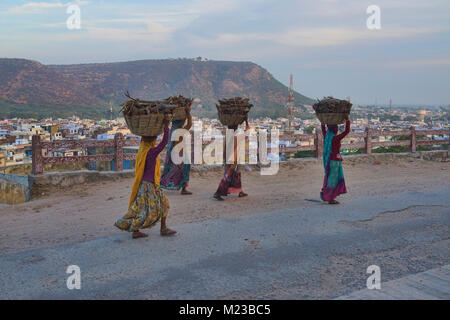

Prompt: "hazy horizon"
[1,0,449,106]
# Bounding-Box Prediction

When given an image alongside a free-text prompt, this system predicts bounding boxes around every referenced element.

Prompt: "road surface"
[0,187,449,299]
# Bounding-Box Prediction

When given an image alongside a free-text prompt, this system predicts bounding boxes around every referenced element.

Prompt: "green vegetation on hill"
[0,97,114,120]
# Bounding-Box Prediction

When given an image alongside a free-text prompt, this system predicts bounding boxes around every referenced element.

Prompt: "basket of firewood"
[313,97,352,125]
[216,97,253,127]
[165,95,194,121]
[120,92,175,137]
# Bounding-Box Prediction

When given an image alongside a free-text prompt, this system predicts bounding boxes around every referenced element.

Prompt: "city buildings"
[0,105,448,168]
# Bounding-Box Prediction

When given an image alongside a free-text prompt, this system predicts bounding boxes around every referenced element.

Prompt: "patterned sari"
[215,164,243,196]
[114,182,169,232]
[114,137,169,232]
[321,130,347,202]
[160,119,191,190]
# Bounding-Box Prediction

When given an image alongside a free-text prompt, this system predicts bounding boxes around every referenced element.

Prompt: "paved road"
[0,188,449,299]
[337,265,450,299]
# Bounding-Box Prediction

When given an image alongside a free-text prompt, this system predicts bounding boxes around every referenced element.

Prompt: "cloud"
[11,2,65,13]
[276,27,445,47]
[186,0,259,15]
[84,22,173,42]
[186,26,445,51]
[8,1,88,14]
[303,0,448,18]
[392,58,450,68]
[382,0,445,9]
[33,17,174,47]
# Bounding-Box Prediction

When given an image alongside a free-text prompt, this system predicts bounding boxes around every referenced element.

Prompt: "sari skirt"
[321,160,347,202]
[160,120,191,190]
[160,163,190,190]
[114,181,169,232]
[215,164,242,196]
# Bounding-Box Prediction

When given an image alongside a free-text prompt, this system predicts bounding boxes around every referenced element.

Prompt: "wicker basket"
[216,97,252,127]
[121,92,175,136]
[315,113,348,125]
[124,113,170,137]
[172,107,187,121]
[313,97,352,125]
[217,112,248,127]
[165,95,193,121]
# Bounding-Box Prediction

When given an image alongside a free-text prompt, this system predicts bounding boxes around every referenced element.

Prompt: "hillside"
[0,59,108,119]
[0,58,314,119]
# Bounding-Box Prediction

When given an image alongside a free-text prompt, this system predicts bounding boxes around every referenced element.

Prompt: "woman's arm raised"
[335,118,351,141]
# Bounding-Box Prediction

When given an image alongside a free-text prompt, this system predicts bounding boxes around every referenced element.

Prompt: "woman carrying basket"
[115,114,176,238]
[160,104,193,195]
[320,114,350,204]
[213,117,249,201]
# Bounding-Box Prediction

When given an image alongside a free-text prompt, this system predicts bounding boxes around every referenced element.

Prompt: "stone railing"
[31,134,140,175]
[31,127,449,175]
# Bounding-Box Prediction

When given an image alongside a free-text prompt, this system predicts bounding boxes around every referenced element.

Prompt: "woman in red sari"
[213,119,249,201]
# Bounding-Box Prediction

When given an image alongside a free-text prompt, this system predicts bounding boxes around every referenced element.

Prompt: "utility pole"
[109,101,113,122]
[286,74,294,133]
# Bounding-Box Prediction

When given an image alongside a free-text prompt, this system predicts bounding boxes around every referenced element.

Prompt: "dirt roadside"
[0,156,448,255]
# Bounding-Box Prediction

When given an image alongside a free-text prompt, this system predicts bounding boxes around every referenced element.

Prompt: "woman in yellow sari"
[115,114,176,239]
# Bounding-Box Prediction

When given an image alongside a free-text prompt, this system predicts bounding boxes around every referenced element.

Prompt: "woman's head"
[327,124,338,134]
[141,136,157,143]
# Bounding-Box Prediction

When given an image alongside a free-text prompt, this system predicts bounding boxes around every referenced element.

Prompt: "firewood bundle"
[216,97,253,127]
[120,91,175,137]
[313,96,352,125]
[164,95,194,121]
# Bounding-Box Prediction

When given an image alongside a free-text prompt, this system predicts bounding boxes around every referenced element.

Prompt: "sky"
[1,0,449,106]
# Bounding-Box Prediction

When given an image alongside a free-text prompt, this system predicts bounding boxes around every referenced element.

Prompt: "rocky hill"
[0,58,314,119]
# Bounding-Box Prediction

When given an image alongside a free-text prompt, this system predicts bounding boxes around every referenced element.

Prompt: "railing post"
[315,129,323,159]
[410,126,416,153]
[87,147,97,170]
[365,127,372,154]
[32,135,43,175]
[114,133,124,171]
[447,132,450,150]
[191,136,195,166]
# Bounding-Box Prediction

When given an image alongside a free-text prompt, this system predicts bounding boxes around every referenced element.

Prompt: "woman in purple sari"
[320,115,350,204]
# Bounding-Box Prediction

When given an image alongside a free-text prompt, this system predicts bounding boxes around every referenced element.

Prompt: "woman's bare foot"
[238,191,248,198]
[181,187,192,195]
[160,227,177,236]
[214,193,224,201]
[132,231,148,239]
[328,200,340,204]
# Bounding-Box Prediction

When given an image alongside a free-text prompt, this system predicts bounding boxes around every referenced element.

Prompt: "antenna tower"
[286,74,294,132]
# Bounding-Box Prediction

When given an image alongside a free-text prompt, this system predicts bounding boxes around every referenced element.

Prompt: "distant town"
[1,103,449,169]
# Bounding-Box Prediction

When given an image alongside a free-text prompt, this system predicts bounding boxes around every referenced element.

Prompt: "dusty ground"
[0,156,448,255]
